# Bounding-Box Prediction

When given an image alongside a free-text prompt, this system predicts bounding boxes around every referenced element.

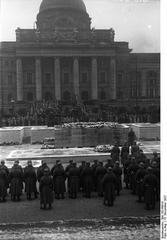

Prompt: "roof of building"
[39,0,87,13]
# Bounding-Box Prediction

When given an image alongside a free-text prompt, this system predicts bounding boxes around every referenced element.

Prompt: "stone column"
[73,57,80,98]
[35,58,42,101]
[16,58,23,101]
[141,70,147,97]
[91,57,98,100]
[54,58,61,101]
[110,58,116,100]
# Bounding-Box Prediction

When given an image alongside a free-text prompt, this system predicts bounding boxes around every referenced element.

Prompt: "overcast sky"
[0,0,160,53]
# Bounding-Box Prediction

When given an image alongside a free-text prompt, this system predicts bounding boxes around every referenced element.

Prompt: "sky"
[0,0,160,53]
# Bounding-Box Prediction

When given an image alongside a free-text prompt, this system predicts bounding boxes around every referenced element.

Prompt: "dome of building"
[39,0,87,13]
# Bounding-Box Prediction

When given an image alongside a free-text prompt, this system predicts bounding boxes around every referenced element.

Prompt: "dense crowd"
[1,100,160,127]
[0,140,160,211]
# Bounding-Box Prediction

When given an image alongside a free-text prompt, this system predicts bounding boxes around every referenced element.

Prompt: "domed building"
[0,0,160,116]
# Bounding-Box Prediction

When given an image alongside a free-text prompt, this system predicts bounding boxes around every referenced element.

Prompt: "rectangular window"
[8,74,13,85]
[26,72,33,84]
[63,72,70,84]
[81,72,88,83]
[99,71,106,83]
[45,73,51,84]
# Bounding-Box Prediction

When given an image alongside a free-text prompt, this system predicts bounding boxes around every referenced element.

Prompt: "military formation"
[0,138,160,211]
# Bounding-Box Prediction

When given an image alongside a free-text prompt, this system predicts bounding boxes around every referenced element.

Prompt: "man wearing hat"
[68,162,80,199]
[113,161,122,196]
[102,167,116,206]
[135,162,146,202]
[9,160,23,201]
[52,161,66,199]
[143,167,158,210]
[128,157,139,194]
[0,160,9,176]
[80,162,93,198]
[24,160,37,200]
[95,162,106,197]
[37,160,50,182]
[0,162,8,202]
[39,168,53,210]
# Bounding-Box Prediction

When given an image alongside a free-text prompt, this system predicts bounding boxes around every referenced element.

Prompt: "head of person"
[1,160,5,165]
[131,157,136,163]
[147,166,152,174]
[139,162,144,168]
[93,160,98,164]
[73,162,77,167]
[69,160,73,165]
[44,168,49,175]
[107,167,112,173]
[86,161,90,167]
[99,161,103,166]
[115,161,119,167]
[27,160,32,166]
[14,159,19,166]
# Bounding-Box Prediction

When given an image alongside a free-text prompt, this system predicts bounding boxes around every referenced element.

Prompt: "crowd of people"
[0,139,160,211]
[1,100,160,127]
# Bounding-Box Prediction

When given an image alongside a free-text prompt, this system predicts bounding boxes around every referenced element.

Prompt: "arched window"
[81,91,88,100]
[63,91,71,101]
[44,92,53,101]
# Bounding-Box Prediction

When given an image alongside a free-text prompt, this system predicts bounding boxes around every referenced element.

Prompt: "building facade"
[0,0,160,116]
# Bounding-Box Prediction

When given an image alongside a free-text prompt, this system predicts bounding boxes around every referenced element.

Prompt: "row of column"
[16,57,117,102]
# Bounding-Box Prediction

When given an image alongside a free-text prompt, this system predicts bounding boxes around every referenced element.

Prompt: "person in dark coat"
[151,160,160,201]
[121,142,129,166]
[37,161,50,182]
[102,167,117,206]
[123,156,131,189]
[113,161,122,196]
[111,144,120,163]
[9,160,23,201]
[128,128,136,146]
[68,162,80,199]
[53,162,66,199]
[81,162,93,198]
[95,162,106,197]
[24,160,37,200]
[135,162,146,202]
[128,157,139,194]
[0,167,8,202]
[65,160,74,195]
[91,160,99,191]
[78,161,86,191]
[143,167,158,210]
[0,160,9,176]
[104,159,114,169]
[39,168,53,209]
[131,142,140,158]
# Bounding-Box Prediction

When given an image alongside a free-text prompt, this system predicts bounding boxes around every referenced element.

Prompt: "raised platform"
[130,123,160,140]
[5,141,160,168]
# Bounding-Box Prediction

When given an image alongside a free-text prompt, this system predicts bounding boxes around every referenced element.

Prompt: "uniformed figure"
[9,160,23,201]
[128,157,139,194]
[0,166,8,202]
[143,167,157,210]
[81,162,93,198]
[104,159,114,169]
[68,162,80,199]
[102,167,116,206]
[131,142,140,158]
[0,160,9,176]
[121,142,129,166]
[151,160,160,201]
[95,162,106,197]
[113,161,122,196]
[53,162,66,199]
[65,160,74,195]
[135,162,146,202]
[91,159,99,191]
[24,160,37,200]
[128,128,136,146]
[111,144,120,163]
[123,156,131,189]
[78,161,86,191]
[39,168,53,210]
[37,161,50,182]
